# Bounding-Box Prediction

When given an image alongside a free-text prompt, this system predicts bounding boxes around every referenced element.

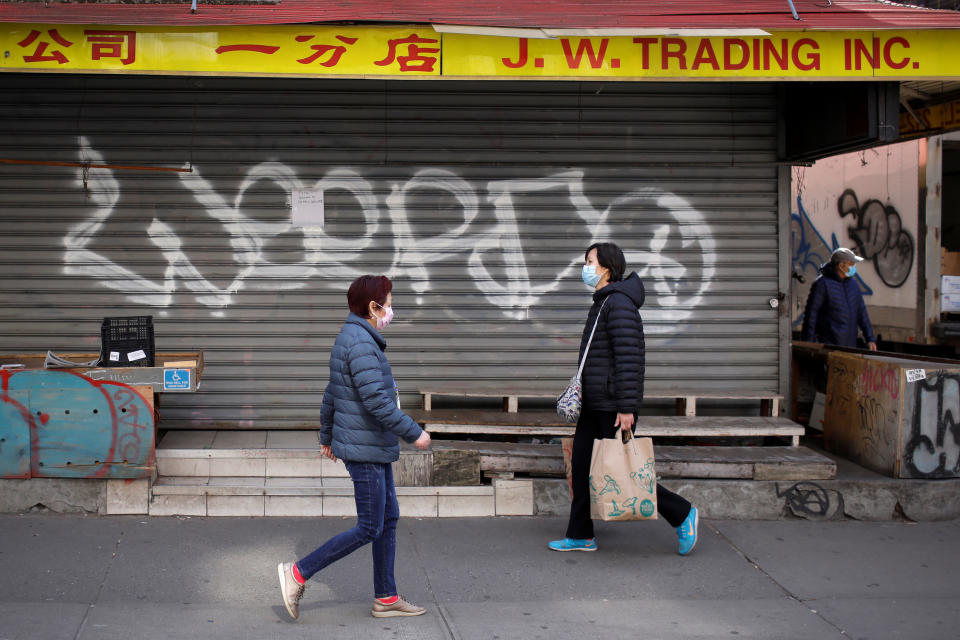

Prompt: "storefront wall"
[0,73,782,428]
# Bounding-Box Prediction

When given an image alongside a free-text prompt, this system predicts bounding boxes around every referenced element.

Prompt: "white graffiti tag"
[64,137,716,326]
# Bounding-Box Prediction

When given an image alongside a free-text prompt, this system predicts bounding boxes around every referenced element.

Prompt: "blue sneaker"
[548,537,597,552]
[676,506,699,555]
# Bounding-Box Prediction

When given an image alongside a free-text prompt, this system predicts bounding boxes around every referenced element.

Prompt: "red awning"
[2,0,960,29]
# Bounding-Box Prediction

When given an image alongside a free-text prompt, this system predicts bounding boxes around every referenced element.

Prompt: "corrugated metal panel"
[0,74,780,428]
[4,0,960,28]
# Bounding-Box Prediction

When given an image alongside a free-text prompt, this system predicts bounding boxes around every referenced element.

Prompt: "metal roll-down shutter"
[0,74,779,427]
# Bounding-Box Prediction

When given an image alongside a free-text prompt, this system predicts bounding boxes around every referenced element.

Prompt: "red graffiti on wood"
[858,364,899,400]
[110,384,152,467]
[1,369,40,479]
[1,369,154,479]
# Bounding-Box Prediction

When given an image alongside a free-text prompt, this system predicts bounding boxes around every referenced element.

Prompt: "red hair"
[347,275,392,317]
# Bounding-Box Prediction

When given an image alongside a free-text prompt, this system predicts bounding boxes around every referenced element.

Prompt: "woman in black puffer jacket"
[549,242,700,555]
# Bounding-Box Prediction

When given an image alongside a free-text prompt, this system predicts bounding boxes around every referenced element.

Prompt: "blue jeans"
[296,461,399,598]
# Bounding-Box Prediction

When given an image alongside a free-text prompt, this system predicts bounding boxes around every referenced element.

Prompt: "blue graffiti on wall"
[791,195,873,329]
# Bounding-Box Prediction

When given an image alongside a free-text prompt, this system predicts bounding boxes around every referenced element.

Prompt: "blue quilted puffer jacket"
[319,313,423,463]
[801,262,876,348]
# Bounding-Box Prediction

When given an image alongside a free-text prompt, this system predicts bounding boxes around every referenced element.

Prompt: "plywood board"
[425,416,803,438]
[824,351,904,476]
[408,409,568,427]
[0,352,204,393]
[427,441,835,480]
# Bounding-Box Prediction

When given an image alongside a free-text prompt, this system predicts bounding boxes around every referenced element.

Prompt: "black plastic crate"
[100,316,155,367]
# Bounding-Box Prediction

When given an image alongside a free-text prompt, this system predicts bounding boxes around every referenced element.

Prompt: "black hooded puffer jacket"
[577,272,646,413]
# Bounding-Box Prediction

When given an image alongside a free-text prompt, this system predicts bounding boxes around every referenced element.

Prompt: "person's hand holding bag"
[614,412,635,433]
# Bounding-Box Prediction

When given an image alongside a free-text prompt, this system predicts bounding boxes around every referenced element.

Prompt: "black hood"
[594,271,645,308]
[819,261,843,281]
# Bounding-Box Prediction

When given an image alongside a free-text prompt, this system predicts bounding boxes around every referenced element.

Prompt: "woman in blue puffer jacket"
[801,247,877,350]
[277,275,431,621]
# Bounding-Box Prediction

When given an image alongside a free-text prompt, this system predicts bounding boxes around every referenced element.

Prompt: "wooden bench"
[408,410,805,446]
[419,387,782,417]
[426,440,835,480]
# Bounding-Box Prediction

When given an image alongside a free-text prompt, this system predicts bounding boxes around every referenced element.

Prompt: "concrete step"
[156,431,437,485]
[148,476,529,518]
[156,430,832,483]
[156,430,347,478]
[156,447,345,478]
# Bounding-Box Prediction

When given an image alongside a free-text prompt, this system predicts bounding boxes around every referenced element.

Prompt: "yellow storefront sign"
[900,98,960,136]
[446,31,959,79]
[1,24,958,79]
[0,25,442,76]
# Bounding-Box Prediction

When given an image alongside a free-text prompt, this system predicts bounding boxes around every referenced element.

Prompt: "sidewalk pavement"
[2,513,958,640]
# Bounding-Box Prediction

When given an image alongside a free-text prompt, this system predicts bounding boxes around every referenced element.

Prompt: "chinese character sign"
[1,24,959,79]
[0,24,442,76]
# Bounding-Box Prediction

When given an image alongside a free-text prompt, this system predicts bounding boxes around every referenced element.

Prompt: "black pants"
[565,408,692,540]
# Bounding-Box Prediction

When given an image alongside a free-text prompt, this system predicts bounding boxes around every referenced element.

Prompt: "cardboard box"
[942,248,960,276]
[942,275,960,295]
[942,293,960,312]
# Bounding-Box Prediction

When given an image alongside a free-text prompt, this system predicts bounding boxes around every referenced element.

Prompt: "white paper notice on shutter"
[291,189,324,228]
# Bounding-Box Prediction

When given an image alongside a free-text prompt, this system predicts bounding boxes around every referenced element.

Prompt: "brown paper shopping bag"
[588,429,657,522]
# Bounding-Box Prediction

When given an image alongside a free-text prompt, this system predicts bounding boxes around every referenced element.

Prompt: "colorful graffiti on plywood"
[0,369,155,479]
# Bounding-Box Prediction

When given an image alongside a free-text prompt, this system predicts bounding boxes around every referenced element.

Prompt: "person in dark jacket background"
[549,242,699,555]
[801,247,877,350]
[278,275,431,621]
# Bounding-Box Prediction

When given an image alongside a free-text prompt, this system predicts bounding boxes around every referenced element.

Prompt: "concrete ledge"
[149,494,205,517]
[157,450,400,480]
[106,479,149,515]
[398,495,439,517]
[207,495,265,517]
[151,477,495,498]
[9,445,960,520]
[158,448,328,460]
[0,479,104,514]
[5,474,957,520]
[148,478,498,517]
[494,479,534,516]
[265,495,323,517]
[533,475,960,521]
[439,494,496,517]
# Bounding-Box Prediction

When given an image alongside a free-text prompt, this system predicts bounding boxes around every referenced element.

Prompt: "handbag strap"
[575,297,609,380]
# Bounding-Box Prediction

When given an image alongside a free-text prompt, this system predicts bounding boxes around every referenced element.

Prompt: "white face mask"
[373,302,394,329]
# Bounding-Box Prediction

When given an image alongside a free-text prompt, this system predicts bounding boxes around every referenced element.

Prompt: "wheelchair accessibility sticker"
[163,368,191,391]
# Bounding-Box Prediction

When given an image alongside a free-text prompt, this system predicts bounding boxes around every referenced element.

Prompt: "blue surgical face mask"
[846,265,857,278]
[582,264,602,287]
